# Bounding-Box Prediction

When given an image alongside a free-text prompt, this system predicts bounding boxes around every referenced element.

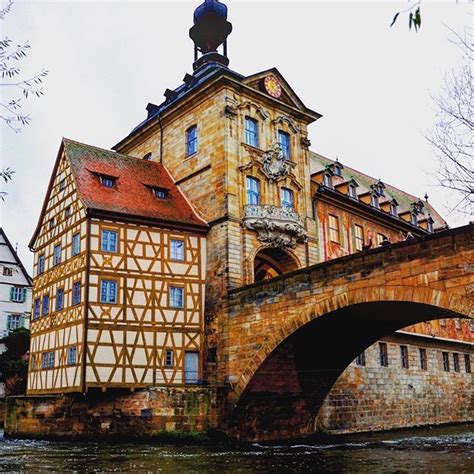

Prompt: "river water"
[0,424,472,473]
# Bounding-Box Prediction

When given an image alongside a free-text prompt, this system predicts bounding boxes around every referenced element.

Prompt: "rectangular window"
[41,352,48,369]
[376,233,386,247]
[100,280,117,304]
[153,188,168,199]
[101,230,118,253]
[185,351,199,384]
[38,255,45,275]
[465,354,471,374]
[42,295,49,316]
[49,218,55,230]
[371,194,380,209]
[442,352,450,372]
[65,206,71,219]
[278,130,291,159]
[68,346,77,366]
[31,355,36,370]
[245,117,259,147]
[453,353,460,373]
[355,351,366,366]
[328,214,340,243]
[10,287,26,303]
[33,298,41,320]
[246,176,260,205]
[56,288,64,311]
[281,188,294,209]
[354,224,364,251]
[54,244,61,266]
[72,282,81,306]
[379,343,388,367]
[3,267,12,276]
[400,345,409,369]
[419,348,428,370]
[170,239,185,261]
[100,176,115,188]
[48,351,55,369]
[169,286,184,308]
[72,233,80,256]
[7,314,23,331]
[186,125,198,156]
[164,349,174,368]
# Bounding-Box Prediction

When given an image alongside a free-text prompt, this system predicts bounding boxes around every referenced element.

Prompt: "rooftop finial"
[189,0,233,71]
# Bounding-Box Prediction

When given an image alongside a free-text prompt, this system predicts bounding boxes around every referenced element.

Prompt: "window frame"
[38,254,45,275]
[245,117,259,148]
[371,193,380,209]
[72,281,81,306]
[453,353,460,372]
[246,176,261,205]
[355,351,366,366]
[67,346,77,366]
[72,233,81,256]
[186,125,198,157]
[278,130,291,159]
[170,239,185,261]
[442,351,450,372]
[53,244,61,266]
[328,214,340,243]
[33,298,41,320]
[101,229,118,253]
[164,349,174,368]
[419,348,428,370]
[56,288,64,312]
[100,175,115,188]
[465,354,471,373]
[42,295,50,317]
[169,285,184,309]
[379,342,389,367]
[281,187,294,209]
[7,314,23,331]
[10,286,26,303]
[99,279,118,305]
[354,224,364,251]
[400,345,409,369]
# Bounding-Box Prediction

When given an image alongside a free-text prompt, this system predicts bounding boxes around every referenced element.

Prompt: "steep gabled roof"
[30,139,208,248]
[310,151,447,231]
[0,227,32,285]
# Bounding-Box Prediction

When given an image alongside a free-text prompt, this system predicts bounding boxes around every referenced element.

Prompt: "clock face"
[264,75,282,99]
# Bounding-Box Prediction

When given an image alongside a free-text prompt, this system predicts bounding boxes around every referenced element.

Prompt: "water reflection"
[0,424,472,473]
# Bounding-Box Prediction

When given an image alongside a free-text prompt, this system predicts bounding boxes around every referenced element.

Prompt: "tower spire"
[189,0,233,71]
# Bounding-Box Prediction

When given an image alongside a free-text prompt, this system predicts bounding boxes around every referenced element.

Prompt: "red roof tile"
[64,139,207,230]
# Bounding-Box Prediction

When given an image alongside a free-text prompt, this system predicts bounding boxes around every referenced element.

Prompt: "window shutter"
[22,288,27,302]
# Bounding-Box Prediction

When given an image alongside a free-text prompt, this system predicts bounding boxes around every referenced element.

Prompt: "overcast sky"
[1,0,471,271]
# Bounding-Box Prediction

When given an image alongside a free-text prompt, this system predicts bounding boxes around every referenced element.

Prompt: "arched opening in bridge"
[228,301,470,441]
[254,248,299,282]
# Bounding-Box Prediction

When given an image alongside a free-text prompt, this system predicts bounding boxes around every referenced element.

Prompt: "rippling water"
[0,424,472,473]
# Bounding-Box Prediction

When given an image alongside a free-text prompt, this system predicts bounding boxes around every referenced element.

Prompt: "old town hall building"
[25,0,471,436]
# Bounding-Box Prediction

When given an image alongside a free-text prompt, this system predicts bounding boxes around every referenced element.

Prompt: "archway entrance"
[254,248,299,282]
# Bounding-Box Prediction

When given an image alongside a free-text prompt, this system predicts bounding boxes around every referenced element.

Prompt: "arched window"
[246,176,260,205]
[410,212,418,226]
[371,193,380,209]
[390,201,398,217]
[348,184,358,199]
[323,173,333,188]
[254,248,299,282]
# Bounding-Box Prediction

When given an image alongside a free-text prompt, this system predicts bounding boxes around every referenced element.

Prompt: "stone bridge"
[221,225,473,441]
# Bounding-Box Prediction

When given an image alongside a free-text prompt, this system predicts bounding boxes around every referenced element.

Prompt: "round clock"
[264,75,282,99]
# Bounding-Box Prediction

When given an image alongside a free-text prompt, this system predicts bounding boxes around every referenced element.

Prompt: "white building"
[0,228,32,339]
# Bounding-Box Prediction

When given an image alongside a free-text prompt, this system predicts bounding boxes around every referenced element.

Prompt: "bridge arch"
[226,286,472,441]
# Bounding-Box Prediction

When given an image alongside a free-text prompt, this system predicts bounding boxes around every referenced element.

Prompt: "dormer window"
[323,173,333,188]
[371,180,385,197]
[411,200,424,215]
[100,176,115,188]
[332,160,344,177]
[153,187,168,199]
[410,212,418,226]
[143,152,152,161]
[371,193,380,209]
[390,201,398,217]
[427,216,434,233]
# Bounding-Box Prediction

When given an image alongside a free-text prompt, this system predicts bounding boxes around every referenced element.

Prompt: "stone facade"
[317,334,473,433]
[6,387,218,440]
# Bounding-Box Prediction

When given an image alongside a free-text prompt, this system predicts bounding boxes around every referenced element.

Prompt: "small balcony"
[243,205,308,249]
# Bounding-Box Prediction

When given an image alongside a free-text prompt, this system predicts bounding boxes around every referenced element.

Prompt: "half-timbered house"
[27,139,207,394]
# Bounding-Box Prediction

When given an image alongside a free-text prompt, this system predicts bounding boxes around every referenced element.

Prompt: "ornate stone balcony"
[243,205,308,249]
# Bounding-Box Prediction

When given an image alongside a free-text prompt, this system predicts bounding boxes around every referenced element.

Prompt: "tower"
[189,0,233,70]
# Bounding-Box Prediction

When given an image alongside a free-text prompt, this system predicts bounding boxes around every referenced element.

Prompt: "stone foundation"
[5,386,219,441]
[316,335,473,434]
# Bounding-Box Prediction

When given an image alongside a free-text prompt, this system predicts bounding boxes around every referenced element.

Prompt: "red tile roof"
[63,139,207,230]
